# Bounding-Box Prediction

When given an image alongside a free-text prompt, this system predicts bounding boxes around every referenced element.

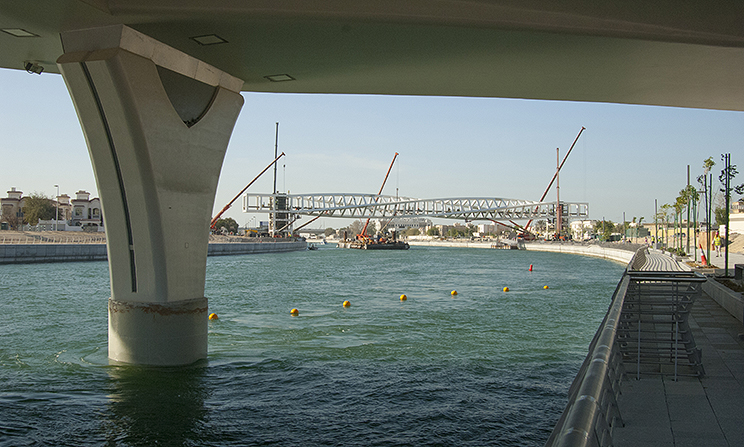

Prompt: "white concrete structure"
[58,25,244,365]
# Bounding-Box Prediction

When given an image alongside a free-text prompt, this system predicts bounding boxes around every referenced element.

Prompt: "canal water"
[0,245,625,446]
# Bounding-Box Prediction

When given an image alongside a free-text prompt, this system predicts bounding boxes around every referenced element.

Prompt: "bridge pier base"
[57,25,244,365]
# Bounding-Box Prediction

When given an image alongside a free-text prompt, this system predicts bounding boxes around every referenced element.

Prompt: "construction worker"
[714,232,722,256]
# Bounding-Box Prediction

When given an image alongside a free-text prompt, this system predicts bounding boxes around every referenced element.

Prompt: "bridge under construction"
[242,193,588,222]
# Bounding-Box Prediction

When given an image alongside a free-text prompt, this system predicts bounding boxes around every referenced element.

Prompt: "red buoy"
[529,264,533,272]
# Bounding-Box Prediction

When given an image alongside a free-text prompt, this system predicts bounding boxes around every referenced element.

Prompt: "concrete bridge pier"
[57,25,244,365]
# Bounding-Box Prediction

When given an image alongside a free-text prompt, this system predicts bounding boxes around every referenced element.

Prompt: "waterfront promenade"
[614,250,744,447]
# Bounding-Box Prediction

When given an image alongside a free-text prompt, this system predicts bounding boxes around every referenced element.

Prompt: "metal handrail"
[621,271,706,380]
[0,236,106,244]
[545,274,629,447]
[628,246,648,271]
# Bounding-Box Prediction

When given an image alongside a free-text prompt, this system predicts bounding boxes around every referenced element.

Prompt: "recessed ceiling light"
[1,28,39,37]
[190,34,228,46]
[264,74,296,82]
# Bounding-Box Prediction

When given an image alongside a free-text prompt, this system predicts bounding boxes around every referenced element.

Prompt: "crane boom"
[360,152,399,237]
[210,152,286,229]
[524,127,584,232]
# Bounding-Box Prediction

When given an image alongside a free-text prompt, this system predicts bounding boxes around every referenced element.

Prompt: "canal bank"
[0,240,307,264]
[408,239,638,265]
[545,247,744,447]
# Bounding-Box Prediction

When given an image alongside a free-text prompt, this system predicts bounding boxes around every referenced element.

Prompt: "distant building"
[0,187,24,229]
[70,190,102,228]
[1,187,102,231]
[730,198,744,234]
[732,199,743,213]
[376,217,431,233]
[570,220,595,240]
[476,222,510,236]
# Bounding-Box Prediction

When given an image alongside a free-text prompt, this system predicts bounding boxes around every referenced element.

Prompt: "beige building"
[730,199,744,234]
[1,187,102,230]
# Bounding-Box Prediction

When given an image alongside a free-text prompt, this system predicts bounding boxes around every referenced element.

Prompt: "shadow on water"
[101,362,210,446]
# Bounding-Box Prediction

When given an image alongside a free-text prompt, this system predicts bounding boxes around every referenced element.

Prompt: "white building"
[570,220,595,240]
[476,222,510,236]
[376,217,431,233]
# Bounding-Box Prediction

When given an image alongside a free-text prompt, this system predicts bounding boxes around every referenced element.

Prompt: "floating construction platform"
[337,240,409,250]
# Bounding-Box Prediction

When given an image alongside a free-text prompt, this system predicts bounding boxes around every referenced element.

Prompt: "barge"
[337,239,409,250]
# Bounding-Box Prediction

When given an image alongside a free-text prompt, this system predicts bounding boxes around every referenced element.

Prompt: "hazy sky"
[1,67,742,228]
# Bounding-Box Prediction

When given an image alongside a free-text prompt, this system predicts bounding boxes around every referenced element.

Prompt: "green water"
[0,245,625,446]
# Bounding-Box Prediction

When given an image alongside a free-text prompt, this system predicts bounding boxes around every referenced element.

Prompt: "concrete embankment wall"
[702,279,744,324]
[523,242,635,265]
[207,241,307,256]
[0,241,307,264]
[408,240,635,265]
[408,240,502,249]
[0,244,108,264]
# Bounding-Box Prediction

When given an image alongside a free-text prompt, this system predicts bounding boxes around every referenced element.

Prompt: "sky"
[1,67,743,229]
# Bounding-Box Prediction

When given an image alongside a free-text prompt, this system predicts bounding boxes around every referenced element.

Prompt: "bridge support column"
[57,25,244,365]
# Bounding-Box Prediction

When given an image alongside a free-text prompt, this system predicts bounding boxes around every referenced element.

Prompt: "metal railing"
[547,247,707,447]
[545,274,628,447]
[242,193,589,220]
[618,271,706,380]
[0,235,106,244]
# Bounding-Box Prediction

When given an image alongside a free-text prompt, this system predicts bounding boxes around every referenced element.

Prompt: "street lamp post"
[54,184,59,231]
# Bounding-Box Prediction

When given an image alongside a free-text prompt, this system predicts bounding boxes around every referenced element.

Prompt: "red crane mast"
[359,152,398,238]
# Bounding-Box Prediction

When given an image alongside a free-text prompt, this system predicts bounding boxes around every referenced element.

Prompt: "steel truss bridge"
[242,193,588,221]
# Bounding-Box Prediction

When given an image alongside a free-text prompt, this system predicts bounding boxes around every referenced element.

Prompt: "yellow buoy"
[543,285,549,289]
[503,287,510,292]
[400,294,407,301]
[290,308,299,316]
[451,290,458,296]
[343,300,351,307]
[208,313,218,320]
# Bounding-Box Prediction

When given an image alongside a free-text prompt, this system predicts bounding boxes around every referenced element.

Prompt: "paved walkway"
[614,252,744,447]
[690,246,744,272]
[641,249,689,271]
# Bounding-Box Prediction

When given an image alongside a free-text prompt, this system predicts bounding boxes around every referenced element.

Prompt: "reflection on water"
[102,363,209,446]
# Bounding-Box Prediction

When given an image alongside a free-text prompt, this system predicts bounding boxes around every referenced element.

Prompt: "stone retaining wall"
[0,241,307,264]
[207,241,307,256]
[702,279,744,324]
[0,243,108,264]
[408,240,637,265]
[523,242,635,265]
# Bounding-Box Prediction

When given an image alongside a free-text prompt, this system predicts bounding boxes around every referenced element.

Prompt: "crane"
[210,152,286,229]
[359,152,398,239]
[523,127,585,235]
